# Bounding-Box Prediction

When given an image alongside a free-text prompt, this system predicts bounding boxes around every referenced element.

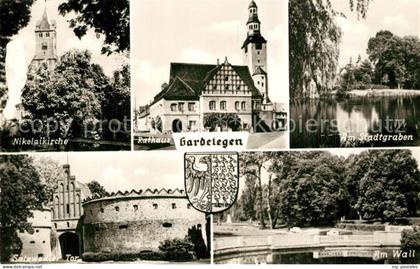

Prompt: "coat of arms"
[184,152,239,213]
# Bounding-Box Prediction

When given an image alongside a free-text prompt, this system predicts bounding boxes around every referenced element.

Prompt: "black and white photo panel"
[214,148,420,264]
[0,152,211,263]
[0,0,131,151]
[132,0,289,150]
[289,0,420,148]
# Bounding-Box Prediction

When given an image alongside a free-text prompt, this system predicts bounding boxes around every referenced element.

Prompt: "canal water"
[290,96,420,148]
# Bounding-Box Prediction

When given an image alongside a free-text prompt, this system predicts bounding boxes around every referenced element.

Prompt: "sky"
[9,0,127,76]
[29,147,420,195]
[131,0,289,107]
[331,0,420,67]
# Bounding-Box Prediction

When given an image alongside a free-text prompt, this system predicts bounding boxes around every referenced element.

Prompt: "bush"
[139,250,165,261]
[401,226,420,263]
[371,84,390,90]
[82,250,165,262]
[336,223,385,231]
[158,237,195,261]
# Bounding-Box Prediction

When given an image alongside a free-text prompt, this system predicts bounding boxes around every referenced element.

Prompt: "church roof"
[242,34,267,48]
[249,0,257,8]
[36,6,54,30]
[151,62,262,104]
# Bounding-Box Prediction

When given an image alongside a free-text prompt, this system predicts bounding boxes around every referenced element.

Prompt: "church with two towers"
[137,0,287,133]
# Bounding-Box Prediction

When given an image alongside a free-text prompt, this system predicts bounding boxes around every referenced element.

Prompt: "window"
[224,76,229,81]
[100,208,104,213]
[42,42,47,50]
[46,33,50,37]
[153,203,158,209]
[36,229,39,233]
[66,204,70,214]
[225,85,229,90]
[172,203,177,209]
[188,121,196,130]
[119,224,128,229]
[115,206,120,212]
[220,101,227,111]
[256,43,262,50]
[262,82,264,87]
[188,102,195,111]
[209,101,216,111]
[241,101,247,111]
[30,241,35,244]
[54,223,57,228]
[133,205,138,211]
[235,101,240,111]
[38,254,44,258]
[187,204,191,209]
[39,33,43,37]
[257,51,260,55]
[178,102,184,112]
[66,222,70,228]
[42,241,46,244]
[170,103,177,112]
[162,223,172,228]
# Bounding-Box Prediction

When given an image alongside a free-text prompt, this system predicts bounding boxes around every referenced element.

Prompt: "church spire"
[38,1,51,30]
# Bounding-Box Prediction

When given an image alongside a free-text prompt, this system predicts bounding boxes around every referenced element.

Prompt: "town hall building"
[137,0,287,134]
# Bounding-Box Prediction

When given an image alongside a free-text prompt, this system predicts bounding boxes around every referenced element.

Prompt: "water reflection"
[290,96,420,148]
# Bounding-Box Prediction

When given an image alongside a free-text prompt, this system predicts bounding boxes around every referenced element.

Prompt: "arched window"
[220,101,227,111]
[209,101,216,111]
[241,101,247,111]
[235,101,240,111]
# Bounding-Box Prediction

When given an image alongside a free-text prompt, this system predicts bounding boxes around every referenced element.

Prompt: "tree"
[22,50,110,138]
[240,152,271,228]
[271,152,346,226]
[87,181,108,198]
[58,0,130,55]
[290,0,371,99]
[240,174,258,221]
[367,31,420,89]
[401,227,420,264]
[32,157,66,200]
[0,155,48,262]
[101,63,131,141]
[351,150,420,222]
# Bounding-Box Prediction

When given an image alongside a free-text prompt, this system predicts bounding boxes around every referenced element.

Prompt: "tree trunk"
[257,166,266,229]
[267,175,273,229]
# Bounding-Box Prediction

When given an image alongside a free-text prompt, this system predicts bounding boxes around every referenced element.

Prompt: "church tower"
[30,2,58,71]
[242,0,269,104]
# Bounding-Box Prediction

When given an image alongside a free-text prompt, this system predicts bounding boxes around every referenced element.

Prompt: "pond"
[290,96,420,148]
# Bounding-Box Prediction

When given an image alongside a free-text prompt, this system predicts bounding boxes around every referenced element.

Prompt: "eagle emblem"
[184,152,239,213]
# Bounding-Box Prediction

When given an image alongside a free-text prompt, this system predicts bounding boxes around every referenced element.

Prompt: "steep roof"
[37,6,52,30]
[253,66,267,75]
[242,34,267,49]
[151,62,262,104]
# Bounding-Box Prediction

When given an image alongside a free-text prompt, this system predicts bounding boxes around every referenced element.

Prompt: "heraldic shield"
[184,152,239,213]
